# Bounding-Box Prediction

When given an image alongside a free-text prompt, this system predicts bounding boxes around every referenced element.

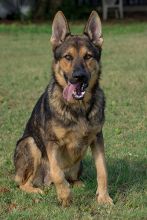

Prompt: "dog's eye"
[84,54,93,60]
[64,54,73,61]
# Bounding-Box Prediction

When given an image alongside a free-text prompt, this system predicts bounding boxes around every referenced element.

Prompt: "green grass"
[0,21,147,219]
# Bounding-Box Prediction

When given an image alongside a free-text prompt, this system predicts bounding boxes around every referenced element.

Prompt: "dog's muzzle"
[63,69,90,101]
[71,69,89,100]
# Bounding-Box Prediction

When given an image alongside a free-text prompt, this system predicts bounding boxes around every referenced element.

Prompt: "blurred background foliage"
[0,0,98,21]
[0,0,147,21]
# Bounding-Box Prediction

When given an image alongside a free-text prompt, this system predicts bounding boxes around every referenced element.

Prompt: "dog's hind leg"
[14,137,43,194]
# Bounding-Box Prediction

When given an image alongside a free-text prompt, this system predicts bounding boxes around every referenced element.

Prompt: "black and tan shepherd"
[14,11,113,206]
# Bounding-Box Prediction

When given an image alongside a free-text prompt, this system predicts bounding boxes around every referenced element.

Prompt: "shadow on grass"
[81,155,146,202]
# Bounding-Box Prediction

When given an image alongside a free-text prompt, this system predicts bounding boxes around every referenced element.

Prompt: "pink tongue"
[63,83,77,101]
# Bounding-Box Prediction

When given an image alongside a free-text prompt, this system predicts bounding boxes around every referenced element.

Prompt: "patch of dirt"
[0,187,10,193]
[7,203,17,212]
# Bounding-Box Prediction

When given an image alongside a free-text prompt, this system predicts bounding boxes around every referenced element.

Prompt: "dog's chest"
[53,118,99,143]
[52,118,100,167]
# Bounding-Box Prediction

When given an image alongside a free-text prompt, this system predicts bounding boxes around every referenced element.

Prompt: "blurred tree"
[34,0,49,19]
[50,0,63,15]
[34,0,62,19]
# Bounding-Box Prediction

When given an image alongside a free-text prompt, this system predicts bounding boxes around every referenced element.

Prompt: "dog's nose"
[72,70,87,80]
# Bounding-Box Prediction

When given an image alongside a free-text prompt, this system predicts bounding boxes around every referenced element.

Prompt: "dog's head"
[50,11,103,102]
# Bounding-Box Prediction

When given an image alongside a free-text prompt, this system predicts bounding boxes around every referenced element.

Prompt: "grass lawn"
[0,21,147,219]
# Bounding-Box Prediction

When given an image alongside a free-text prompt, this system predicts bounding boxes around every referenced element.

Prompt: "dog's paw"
[20,185,44,194]
[58,193,72,207]
[72,180,85,188]
[57,185,72,207]
[97,194,113,205]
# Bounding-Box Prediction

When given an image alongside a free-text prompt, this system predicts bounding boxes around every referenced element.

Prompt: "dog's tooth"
[72,89,85,100]
[81,85,84,92]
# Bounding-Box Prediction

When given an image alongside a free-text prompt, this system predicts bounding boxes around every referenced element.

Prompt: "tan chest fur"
[52,119,101,169]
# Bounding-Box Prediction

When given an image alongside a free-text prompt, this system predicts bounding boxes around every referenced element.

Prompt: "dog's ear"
[50,11,70,48]
[84,11,103,47]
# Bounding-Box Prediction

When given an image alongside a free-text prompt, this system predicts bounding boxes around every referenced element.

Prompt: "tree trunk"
[49,0,63,16]
[34,0,49,19]
[34,0,63,20]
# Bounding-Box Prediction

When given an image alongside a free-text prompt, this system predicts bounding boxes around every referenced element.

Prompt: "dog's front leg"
[47,143,72,207]
[90,131,113,205]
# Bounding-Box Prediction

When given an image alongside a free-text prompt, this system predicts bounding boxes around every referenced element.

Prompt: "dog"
[14,11,113,207]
